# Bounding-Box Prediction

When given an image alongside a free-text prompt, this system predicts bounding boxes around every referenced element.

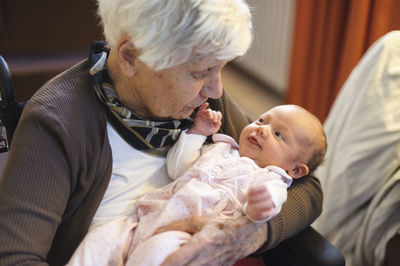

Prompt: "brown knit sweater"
[0,60,322,265]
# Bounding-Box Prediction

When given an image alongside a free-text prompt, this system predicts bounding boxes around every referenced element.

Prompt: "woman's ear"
[288,163,309,179]
[117,39,139,77]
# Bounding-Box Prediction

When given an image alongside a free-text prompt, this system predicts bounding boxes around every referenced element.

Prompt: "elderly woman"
[0,0,322,265]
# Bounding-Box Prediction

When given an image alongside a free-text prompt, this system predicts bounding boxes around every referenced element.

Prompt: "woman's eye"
[191,71,208,80]
[275,131,284,140]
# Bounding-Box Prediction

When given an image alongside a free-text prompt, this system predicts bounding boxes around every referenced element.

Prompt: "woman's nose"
[200,71,223,99]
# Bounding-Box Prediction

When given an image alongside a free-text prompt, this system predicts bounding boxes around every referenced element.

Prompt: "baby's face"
[238,105,316,171]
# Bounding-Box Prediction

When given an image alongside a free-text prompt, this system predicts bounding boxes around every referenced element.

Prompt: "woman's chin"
[171,108,196,119]
[147,109,191,120]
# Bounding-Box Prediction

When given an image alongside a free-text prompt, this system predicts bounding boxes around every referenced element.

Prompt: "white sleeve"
[264,177,288,214]
[244,171,289,223]
[166,131,207,180]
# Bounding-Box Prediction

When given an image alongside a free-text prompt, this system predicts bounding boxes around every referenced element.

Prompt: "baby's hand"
[246,185,277,221]
[188,103,222,136]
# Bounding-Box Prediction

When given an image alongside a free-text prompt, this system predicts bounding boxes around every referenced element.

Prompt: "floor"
[222,63,283,120]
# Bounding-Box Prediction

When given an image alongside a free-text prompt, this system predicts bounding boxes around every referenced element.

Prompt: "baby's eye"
[257,118,264,124]
[275,131,284,140]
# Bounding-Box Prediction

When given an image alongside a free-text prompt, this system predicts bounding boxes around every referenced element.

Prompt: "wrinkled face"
[119,57,227,120]
[239,105,315,170]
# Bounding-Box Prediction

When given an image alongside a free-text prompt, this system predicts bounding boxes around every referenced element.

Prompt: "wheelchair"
[0,55,345,266]
[0,56,25,152]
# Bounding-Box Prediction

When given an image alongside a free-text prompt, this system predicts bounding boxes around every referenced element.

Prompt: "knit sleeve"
[0,103,73,265]
[256,176,322,252]
[208,91,323,251]
[0,61,112,265]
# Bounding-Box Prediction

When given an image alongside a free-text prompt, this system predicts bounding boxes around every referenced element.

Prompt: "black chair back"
[0,56,24,151]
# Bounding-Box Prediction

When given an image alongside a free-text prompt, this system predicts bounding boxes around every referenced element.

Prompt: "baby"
[68,104,326,266]
[168,103,326,221]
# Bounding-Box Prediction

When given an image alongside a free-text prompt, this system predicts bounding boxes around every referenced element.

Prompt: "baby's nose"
[257,126,267,137]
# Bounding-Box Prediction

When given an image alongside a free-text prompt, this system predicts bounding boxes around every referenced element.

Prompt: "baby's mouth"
[248,136,261,148]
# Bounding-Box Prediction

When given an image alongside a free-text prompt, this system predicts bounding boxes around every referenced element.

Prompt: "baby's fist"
[246,185,277,221]
[188,103,222,136]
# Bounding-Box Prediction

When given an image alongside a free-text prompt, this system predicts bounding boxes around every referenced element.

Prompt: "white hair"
[97,0,253,70]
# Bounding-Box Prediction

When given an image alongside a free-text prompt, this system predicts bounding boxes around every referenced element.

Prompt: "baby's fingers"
[250,198,275,212]
[206,109,222,122]
[215,111,222,122]
[198,102,209,114]
[247,186,270,202]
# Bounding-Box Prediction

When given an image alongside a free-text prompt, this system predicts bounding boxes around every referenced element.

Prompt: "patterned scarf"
[88,41,193,150]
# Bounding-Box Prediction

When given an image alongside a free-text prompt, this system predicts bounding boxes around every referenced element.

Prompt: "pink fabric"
[68,138,288,265]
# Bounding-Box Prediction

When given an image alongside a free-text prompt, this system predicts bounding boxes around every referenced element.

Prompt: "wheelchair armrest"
[260,226,345,266]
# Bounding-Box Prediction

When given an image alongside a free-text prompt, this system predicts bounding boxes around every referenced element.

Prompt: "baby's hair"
[307,129,327,174]
[293,105,327,174]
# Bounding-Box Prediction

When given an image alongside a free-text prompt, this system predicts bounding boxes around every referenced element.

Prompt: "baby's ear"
[288,163,309,179]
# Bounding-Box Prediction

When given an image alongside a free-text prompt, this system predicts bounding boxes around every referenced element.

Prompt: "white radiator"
[235,0,296,94]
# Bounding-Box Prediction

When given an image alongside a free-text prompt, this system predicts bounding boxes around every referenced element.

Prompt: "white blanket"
[67,135,291,266]
[313,31,400,266]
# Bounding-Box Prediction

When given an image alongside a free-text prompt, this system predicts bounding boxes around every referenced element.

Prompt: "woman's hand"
[157,216,267,266]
